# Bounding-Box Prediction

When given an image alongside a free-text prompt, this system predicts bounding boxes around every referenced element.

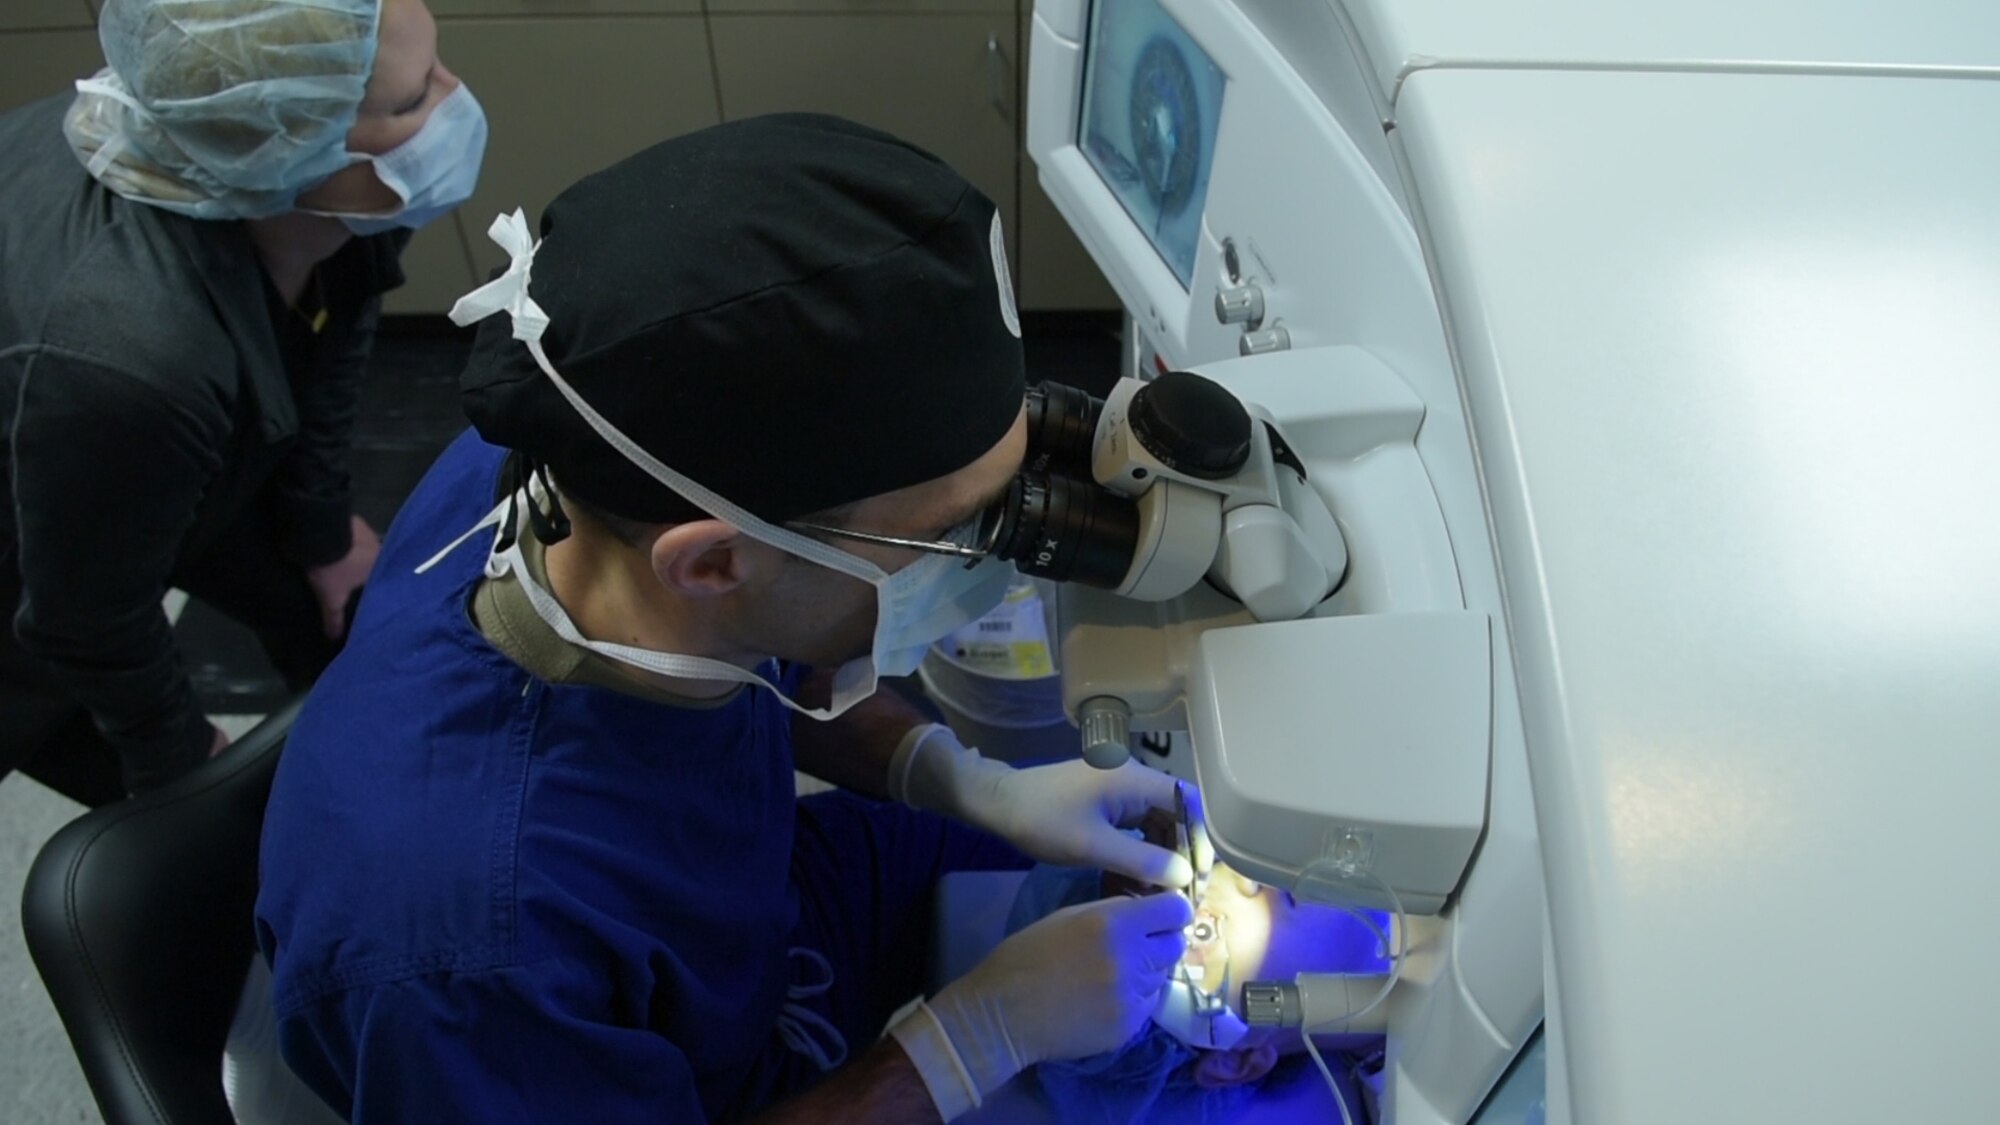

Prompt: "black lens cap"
[1128,372,1252,480]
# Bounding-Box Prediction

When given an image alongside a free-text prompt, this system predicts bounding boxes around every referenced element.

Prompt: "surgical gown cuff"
[887,1001,982,1121]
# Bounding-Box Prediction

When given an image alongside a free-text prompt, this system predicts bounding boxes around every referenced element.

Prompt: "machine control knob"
[1078,696,1134,769]
[1238,325,1292,357]
[1128,371,1254,480]
[1241,982,1299,1028]
[1214,285,1265,327]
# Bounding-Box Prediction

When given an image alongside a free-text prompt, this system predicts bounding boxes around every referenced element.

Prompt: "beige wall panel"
[442,17,720,277]
[0,1,93,32]
[383,213,479,315]
[711,14,1019,269]
[1012,7,1113,311]
[1019,161,1118,311]
[0,30,104,115]
[429,0,698,15]
[707,2,1012,14]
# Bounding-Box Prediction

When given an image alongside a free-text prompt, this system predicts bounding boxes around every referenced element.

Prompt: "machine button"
[1214,285,1265,327]
[1238,326,1292,357]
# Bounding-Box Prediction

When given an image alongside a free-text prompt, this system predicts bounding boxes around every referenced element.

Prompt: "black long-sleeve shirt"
[0,95,406,791]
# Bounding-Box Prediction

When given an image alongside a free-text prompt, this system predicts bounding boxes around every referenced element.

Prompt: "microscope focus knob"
[1214,285,1265,327]
[1238,325,1292,357]
[1077,696,1134,769]
[1129,371,1253,481]
[1241,983,1299,1028]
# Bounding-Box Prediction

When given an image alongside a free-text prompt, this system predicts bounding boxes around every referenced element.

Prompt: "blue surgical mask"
[869,528,1017,678]
[313,82,487,235]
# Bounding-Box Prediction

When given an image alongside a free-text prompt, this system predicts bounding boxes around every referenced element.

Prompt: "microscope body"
[1055,349,1492,917]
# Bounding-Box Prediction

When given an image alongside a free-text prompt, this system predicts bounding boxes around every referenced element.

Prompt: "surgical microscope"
[971,365,1489,1118]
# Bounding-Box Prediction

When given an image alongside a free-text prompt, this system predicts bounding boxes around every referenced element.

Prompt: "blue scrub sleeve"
[281,961,711,1125]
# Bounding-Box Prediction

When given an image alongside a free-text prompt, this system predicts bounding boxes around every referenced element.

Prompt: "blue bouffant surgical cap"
[63,0,382,219]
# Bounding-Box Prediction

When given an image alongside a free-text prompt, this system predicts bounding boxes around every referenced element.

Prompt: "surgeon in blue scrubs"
[256,115,1199,1123]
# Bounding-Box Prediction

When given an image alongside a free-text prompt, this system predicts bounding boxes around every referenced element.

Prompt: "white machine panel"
[1397,67,2000,1123]
[1228,0,1402,210]
[1028,0,1448,390]
[1340,0,2000,101]
[1035,2,2000,1121]
[1189,612,1492,914]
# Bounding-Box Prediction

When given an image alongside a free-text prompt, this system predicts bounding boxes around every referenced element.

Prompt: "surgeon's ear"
[1191,1041,1280,1089]
[650,520,754,598]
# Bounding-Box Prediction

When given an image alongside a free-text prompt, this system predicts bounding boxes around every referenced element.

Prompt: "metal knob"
[1214,285,1265,327]
[1241,982,1298,1028]
[1077,696,1133,769]
[1238,325,1292,357]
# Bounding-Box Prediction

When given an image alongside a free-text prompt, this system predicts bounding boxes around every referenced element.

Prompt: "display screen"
[1078,0,1227,288]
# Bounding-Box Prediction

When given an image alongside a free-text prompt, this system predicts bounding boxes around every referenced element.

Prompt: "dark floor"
[177,311,1123,713]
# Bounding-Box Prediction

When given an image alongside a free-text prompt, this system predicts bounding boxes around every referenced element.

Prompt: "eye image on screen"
[1079,0,1227,287]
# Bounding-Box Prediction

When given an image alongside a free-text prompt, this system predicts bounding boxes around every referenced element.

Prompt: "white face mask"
[311,82,488,235]
[422,211,1017,721]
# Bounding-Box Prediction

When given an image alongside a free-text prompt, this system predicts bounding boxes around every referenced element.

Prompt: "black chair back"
[21,699,303,1125]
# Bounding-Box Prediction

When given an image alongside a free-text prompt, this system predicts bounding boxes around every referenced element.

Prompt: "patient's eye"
[1181,907,1228,992]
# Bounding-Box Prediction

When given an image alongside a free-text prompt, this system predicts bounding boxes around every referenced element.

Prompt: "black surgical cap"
[461,113,1027,526]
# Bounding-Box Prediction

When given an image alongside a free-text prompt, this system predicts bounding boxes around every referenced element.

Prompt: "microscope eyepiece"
[988,471,1139,588]
[1024,380,1103,477]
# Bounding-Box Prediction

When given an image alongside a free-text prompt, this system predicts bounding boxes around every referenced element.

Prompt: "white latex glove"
[889,892,1194,1119]
[890,724,1195,889]
[1185,784,1217,883]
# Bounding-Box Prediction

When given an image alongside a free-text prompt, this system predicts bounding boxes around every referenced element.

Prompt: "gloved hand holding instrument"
[889,722,1197,890]
[889,889,1193,1118]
